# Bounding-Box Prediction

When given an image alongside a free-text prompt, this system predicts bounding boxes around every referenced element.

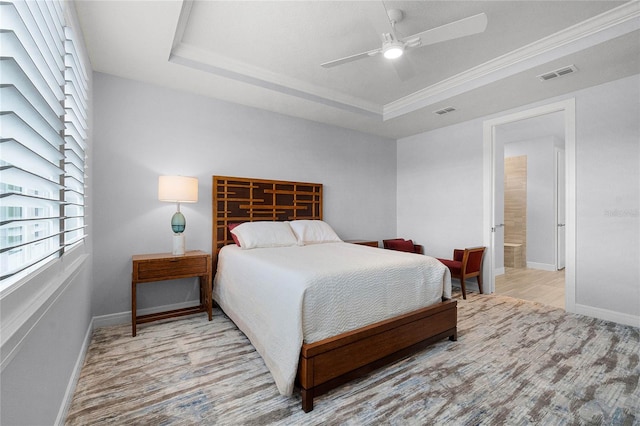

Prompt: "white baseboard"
[92,300,201,328]
[495,267,505,276]
[526,262,557,272]
[574,303,640,328]
[56,317,94,426]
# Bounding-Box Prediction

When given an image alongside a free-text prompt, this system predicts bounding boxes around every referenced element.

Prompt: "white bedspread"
[213,242,451,396]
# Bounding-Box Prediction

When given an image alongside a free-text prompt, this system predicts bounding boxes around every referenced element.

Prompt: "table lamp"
[158,175,198,255]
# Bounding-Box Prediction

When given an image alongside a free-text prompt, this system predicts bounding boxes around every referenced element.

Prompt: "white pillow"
[289,220,342,245]
[230,221,298,249]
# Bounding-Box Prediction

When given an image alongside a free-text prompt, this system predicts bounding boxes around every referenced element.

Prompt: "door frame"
[555,147,566,271]
[482,99,576,312]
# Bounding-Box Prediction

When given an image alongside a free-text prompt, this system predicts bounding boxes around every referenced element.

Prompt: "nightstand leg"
[203,274,212,321]
[132,281,137,337]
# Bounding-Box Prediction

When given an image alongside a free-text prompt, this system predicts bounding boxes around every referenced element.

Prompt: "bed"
[212,176,457,412]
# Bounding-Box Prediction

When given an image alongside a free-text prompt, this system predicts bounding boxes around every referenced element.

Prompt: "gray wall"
[397,119,485,257]
[397,74,640,321]
[576,74,639,317]
[92,72,397,318]
[0,258,93,425]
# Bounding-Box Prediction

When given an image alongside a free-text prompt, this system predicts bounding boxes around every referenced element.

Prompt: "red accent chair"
[437,247,486,299]
[383,238,424,254]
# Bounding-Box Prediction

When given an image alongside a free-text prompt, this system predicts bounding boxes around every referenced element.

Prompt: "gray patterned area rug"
[66,293,640,425]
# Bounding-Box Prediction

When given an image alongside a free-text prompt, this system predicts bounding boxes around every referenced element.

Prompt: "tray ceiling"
[76,1,640,139]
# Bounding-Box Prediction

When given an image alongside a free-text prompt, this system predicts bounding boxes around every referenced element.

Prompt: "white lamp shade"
[158,176,198,203]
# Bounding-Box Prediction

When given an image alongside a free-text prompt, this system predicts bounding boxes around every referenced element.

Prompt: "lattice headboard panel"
[212,176,323,257]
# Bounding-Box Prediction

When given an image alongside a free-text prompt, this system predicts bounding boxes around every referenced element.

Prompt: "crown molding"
[169,43,382,119]
[384,1,640,120]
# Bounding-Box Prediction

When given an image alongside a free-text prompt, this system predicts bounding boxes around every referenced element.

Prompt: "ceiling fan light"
[383,42,404,59]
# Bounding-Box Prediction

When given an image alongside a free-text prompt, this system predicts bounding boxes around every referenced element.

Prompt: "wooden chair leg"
[459,277,467,299]
[477,275,483,295]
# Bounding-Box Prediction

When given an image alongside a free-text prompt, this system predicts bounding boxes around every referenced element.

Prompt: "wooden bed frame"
[212,175,457,412]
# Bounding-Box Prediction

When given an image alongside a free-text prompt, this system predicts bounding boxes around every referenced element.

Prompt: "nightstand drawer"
[135,256,208,280]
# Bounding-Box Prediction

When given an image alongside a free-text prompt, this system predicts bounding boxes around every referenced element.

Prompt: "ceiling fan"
[321,9,488,70]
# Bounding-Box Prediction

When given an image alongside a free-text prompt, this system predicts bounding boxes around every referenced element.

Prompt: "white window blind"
[63,25,87,249]
[0,0,87,284]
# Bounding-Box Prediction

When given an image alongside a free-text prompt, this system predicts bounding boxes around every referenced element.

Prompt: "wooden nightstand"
[131,250,212,336]
[345,240,379,248]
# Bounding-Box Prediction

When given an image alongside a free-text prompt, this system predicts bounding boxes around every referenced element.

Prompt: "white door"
[556,149,566,270]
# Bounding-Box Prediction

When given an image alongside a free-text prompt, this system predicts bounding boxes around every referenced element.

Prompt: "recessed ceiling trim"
[383,1,640,120]
[170,0,193,52]
[169,43,382,119]
[169,1,382,120]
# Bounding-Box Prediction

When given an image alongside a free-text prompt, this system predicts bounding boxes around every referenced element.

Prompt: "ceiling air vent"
[434,106,456,115]
[537,65,578,82]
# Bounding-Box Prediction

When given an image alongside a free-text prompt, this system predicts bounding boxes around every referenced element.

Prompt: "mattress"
[213,242,451,395]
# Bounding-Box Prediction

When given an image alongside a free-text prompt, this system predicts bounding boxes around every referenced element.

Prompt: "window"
[0,0,87,285]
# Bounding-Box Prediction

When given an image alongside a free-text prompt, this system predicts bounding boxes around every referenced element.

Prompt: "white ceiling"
[75,0,640,139]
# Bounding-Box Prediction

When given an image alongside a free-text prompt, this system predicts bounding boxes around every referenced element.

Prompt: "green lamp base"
[171,211,186,233]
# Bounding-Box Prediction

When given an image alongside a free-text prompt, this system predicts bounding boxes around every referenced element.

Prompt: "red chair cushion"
[385,239,417,253]
[437,258,462,275]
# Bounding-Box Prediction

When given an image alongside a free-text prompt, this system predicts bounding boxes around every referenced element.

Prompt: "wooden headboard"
[212,176,323,259]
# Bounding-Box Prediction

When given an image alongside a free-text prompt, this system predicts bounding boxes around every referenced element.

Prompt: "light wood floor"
[495,267,565,309]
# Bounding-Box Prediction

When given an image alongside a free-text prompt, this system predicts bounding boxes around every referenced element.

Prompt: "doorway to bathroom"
[483,100,576,312]
[496,113,565,308]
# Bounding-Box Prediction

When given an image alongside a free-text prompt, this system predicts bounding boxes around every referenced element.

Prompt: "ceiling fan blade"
[402,12,487,48]
[321,48,381,68]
